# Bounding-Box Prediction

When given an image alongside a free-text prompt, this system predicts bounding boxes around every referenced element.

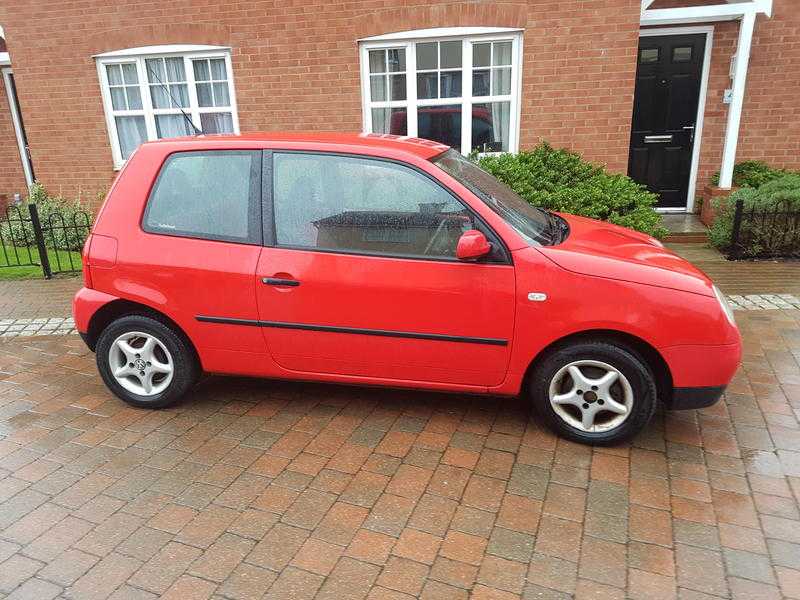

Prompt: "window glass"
[362,34,520,154]
[471,102,510,153]
[273,153,474,259]
[433,149,553,246]
[106,63,142,111]
[115,116,147,160]
[369,48,407,103]
[416,43,438,70]
[672,46,693,63]
[440,41,462,69]
[471,41,514,98]
[493,42,512,66]
[146,57,189,109]
[371,107,407,135]
[418,105,461,149]
[100,51,238,166]
[639,48,659,64]
[192,58,231,107]
[144,151,259,243]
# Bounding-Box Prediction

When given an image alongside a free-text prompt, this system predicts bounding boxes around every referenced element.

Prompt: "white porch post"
[718,8,757,189]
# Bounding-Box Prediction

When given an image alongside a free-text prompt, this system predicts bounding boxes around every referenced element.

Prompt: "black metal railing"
[0,203,92,278]
[729,197,800,259]
[0,205,41,268]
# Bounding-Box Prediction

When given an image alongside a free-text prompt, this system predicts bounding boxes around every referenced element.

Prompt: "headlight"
[713,285,736,325]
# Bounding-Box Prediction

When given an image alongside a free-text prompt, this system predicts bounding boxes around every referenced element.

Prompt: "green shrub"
[1,183,93,251]
[711,160,791,189]
[709,173,800,258]
[476,143,668,238]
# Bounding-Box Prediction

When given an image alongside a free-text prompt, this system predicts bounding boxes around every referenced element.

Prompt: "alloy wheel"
[548,359,634,433]
[107,331,174,396]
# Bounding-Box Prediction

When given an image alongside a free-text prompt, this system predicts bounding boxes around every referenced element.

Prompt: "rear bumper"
[73,287,120,351]
[668,385,726,410]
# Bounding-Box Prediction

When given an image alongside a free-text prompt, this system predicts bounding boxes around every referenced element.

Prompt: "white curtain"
[115,116,147,159]
[156,114,192,139]
[491,101,510,151]
[200,112,234,134]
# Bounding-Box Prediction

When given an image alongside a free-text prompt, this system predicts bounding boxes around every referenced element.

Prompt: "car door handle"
[262,277,300,287]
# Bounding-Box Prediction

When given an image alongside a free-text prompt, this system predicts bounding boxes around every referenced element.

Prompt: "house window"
[360,29,523,154]
[96,46,239,168]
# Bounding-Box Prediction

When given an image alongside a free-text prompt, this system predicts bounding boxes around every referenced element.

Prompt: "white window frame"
[95,45,240,169]
[359,28,523,155]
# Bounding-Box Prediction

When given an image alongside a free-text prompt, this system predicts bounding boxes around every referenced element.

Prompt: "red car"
[73,133,741,445]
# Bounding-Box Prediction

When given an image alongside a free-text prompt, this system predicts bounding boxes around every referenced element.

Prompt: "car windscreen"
[432,149,554,246]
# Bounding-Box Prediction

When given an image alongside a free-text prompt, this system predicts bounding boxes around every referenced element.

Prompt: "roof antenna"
[145,62,202,136]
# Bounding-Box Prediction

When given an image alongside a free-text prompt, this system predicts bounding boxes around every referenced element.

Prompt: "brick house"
[0,0,795,213]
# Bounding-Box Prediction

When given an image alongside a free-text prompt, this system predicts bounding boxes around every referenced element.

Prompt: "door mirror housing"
[456,229,492,261]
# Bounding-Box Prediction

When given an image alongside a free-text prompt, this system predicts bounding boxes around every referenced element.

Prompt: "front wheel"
[528,341,657,445]
[96,315,199,408]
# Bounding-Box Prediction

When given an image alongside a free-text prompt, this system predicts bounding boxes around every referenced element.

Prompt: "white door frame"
[1,67,34,190]
[639,25,714,213]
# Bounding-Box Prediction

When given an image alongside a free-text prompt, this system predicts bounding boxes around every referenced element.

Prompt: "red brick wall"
[650,0,800,192]
[5,0,796,210]
[0,49,28,206]
[0,0,643,209]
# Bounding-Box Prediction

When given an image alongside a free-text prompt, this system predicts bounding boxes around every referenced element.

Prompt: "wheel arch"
[522,329,673,406]
[85,299,201,367]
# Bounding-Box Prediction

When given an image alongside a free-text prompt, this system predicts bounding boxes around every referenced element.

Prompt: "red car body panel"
[76,133,742,403]
[255,247,515,386]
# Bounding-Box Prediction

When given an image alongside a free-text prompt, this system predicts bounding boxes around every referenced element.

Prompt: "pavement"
[0,249,798,600]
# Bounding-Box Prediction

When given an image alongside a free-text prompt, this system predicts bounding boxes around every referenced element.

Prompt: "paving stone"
[0,554,44,593]
[66,552,141,600]
[37,548,99,586]
[487,526,535,562]
[723,548,776,584]
[316,557,381,600]
[0,305,795,599]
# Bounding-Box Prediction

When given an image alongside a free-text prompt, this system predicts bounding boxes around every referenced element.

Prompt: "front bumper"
[669,385,726,410]
[660,342,742,388]
[78,331,94,351]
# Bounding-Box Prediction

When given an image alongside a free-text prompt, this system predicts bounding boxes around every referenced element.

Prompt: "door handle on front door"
[683,125,695,143]
[262,277,300,287]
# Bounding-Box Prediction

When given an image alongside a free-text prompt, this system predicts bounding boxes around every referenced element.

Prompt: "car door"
[255,150,515,388]
[134,149,268,367]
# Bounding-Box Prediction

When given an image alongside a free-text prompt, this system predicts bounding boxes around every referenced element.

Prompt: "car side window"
[144,150,261,244]
[271,152,475,259]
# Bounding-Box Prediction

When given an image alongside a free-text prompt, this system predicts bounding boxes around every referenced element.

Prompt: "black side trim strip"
[196,315,508,346]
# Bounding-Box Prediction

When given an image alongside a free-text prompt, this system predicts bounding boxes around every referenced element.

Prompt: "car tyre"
[96,314,199,409]
[528,341,657,445]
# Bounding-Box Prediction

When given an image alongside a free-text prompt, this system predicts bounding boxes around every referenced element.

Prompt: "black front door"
[629,34,706,209]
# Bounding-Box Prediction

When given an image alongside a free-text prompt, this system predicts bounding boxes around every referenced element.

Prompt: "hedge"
[476,143,667,238]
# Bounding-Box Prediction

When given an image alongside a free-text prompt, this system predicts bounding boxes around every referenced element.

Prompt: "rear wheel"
[96,314,198,408]
[528,341,657,445]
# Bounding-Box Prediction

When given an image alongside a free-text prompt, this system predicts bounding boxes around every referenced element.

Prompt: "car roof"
[141,132,450,161]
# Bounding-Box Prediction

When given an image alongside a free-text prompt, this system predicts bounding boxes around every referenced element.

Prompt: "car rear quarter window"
[143,150,261,244]
[271,152,474,260]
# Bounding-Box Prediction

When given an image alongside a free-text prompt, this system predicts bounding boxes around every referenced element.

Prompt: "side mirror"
[456,229,492,261]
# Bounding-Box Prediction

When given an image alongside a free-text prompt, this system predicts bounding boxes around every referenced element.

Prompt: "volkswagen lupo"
[73,133,741,445]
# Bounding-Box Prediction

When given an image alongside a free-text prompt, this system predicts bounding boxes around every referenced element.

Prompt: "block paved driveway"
[0,302,799,598]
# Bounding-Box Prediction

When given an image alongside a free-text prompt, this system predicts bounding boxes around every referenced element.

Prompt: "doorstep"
[661,212,708,244]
